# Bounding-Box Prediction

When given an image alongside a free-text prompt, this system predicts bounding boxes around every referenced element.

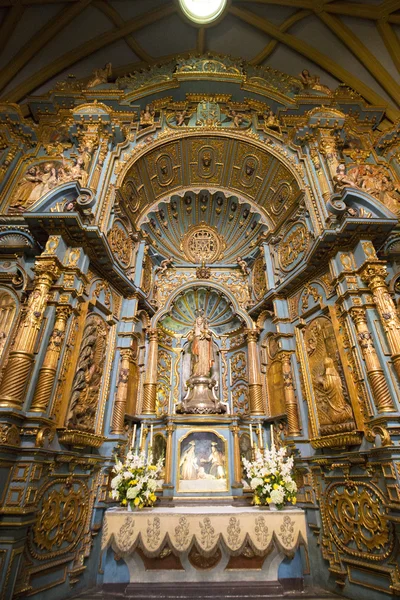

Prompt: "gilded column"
[361,263,400,380]
[111,349,132,434]
[350,307,394,412]
[0,260,60,409]
[246,329,264,416]
[280,352,301,436]
[164,423,175,486]
[142,328,158,415]
[31,305,72,412]
[230,424,242,487]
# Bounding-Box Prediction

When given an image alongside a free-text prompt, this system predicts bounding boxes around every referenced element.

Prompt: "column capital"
[148,328,159,341]
[349,306,367,324]
[34,258,61,283]
[55,305,72,322]
[245,328,259,343]
[360,262,388,289]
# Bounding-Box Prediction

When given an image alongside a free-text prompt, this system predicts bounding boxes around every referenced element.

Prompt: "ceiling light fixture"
[178,0,228,25]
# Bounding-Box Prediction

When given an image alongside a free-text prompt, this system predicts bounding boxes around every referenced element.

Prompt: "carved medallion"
[278,223,309,271]
[107,220,131,268]
[181,222,226,263]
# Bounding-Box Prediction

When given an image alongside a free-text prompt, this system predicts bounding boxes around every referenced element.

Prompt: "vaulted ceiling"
[0,0,399,121]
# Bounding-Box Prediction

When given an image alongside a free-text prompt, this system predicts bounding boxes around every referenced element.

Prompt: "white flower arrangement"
[242,444,297,509]
[110,450,164,510]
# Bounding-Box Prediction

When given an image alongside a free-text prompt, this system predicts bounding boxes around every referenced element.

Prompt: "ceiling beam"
[318,11,400,106]
[93,0,153,63]
[2,3,176,103]
[0,3,24,55]
[229,5,399,122]
[0,0,93,93]
[249,9,311,65]
[234,0,400,21]
[377,19,400,73]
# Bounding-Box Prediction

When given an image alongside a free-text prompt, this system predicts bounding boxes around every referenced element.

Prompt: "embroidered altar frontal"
[102,506,307,585]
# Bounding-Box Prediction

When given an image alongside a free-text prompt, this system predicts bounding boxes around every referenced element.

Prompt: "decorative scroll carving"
[31,480,89,558]
[252,255,267,301]
[66,314,108,433]
[323,482,394,560]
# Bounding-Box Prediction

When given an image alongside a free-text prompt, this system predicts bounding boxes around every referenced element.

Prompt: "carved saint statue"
[315,357,354,430]
[87,62,112,88]
[187,314,214,377]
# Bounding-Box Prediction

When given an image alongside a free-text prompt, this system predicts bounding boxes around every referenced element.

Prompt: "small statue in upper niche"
[263,109,280,131]
[140,104,156,127]
[300,69,331,95]
[333,163,359,192]
[237,255,250,276]
[87,62,112,88]
[155,256,174,276]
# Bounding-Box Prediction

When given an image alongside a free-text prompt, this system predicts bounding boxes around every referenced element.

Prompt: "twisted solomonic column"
[31,305,72,412]
[142,328,158,415]
[0,260,60,410]
[111,349,132,434]
[350,307,395,413]
[361,263,400,381]
[280,352,301,436]
[245,329,264,416]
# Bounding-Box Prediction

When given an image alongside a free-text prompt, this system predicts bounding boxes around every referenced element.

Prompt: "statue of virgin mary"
[187,313,214,377]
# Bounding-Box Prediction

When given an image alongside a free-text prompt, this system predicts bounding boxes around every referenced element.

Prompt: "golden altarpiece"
[0,55,399,599]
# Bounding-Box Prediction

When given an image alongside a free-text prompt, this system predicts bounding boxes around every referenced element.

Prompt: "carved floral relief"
[66,314,108,433]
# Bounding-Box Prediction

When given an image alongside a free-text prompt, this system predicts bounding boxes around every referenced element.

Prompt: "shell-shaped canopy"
[141,191,268,264]
[159,287,243,337]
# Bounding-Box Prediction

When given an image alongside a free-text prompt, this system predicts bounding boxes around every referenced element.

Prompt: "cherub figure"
[228,110,246,128]
[237,255,250,276]
[175,109,189,126]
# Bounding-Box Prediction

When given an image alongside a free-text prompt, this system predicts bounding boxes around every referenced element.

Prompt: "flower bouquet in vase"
[242,444,297,510]
[110,450,164,510]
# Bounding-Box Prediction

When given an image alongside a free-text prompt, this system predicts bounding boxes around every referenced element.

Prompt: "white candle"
[249,423,253,448]
[270,424,274,447]
[139,425,143,450]
[131,424,137,449]
[150,424,153,448]
[258,423,262,447]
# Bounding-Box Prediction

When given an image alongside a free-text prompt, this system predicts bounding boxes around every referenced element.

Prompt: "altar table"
[101,505,307,588]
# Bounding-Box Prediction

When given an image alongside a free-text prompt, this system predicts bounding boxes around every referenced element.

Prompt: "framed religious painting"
[177,429,228,493]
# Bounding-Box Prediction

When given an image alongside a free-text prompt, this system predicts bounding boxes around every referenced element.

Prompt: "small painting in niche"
[178,430,228,492]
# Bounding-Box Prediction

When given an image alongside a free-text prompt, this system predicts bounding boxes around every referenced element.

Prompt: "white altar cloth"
[101,505,307,558]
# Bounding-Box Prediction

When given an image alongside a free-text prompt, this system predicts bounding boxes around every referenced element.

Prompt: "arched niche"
[116,131,308,237]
